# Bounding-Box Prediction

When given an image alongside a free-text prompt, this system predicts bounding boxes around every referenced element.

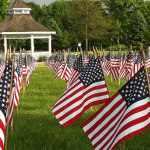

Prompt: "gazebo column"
[9,39,12,52]
[4,35,7,57]
[48,35,52,55]
[31,35,34,56]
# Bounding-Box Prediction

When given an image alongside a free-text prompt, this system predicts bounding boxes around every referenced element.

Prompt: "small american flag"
[52,57,110,127]
[111,51,121,81]
[0,63,12,150]
[120,53,128,78]
[146,50,150,69]
[13,55,22,107]
[67,54,84,89]
[82,66,150,150]
[127,50,142,82]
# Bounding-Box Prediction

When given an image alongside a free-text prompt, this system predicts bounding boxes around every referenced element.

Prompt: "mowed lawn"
[7,63,150,150]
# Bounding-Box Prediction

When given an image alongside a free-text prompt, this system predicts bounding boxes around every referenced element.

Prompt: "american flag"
[125,51,133,74]
[127,50,142,82]
[120,53,128,78]
[101,53,105,69]
[64,53,74,82]
[52,57,110,127]
[0,63,12,150]
[111,52,121,81]
[67,54,84,89]
[82,66,150,150]
[0,58,5,77]
[6,61,17,127]
[103,52,112,76]
[53,56,60,74]
[22,57,27,77]
[146,50,150,69]
[55,55,64,80]
[13,55,22,107]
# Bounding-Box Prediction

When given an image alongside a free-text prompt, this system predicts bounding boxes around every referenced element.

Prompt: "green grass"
[7,63,150,150]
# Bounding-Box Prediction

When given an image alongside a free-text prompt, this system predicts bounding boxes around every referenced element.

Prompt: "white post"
[9,39,12,52]
[48,35,52,55]
[31,35,34,56]
[4,35,7,57]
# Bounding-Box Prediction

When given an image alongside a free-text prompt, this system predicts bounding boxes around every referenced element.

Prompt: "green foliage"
[0,0,9,22]
[25,1,41,20]
[38,56,47,62]
[128,10,147,46]
[11,39,27,51]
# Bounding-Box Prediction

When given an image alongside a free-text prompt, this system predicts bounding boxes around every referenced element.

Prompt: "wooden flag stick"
[5,49,15,150]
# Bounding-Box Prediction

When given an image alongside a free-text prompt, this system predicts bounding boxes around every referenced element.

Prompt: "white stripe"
[53,80,106,113]
[55,81,109,124]
[59,93,109,125]
[91,102,125,145]
[52,80,82,110]
[97,97,150,150]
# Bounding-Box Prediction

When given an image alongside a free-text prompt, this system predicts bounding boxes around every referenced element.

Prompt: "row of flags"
[0,52,38,150]
[44,50,150,84]
[45,49,150,150]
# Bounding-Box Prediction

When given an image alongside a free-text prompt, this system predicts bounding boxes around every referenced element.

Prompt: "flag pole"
[96,50,111,98]
[5,48,15,150]
[141,46,150,97]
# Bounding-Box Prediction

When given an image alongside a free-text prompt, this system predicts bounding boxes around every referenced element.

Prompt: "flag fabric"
[82,66,150,150]
[0,58,5,77]
[13,55,22,107]
[125,51,133,74]
[52,57,110,127]
[67,54,84,89]
[6,61,15,127]
[146,50,150,69]
[120,53,128,78]
[55,56,64,80]
[64,54,74,82]
[103,52,112,76]
[126,50,142,82]
[111,52,121,81]
[0,63,12,150]
[101,53,105,69]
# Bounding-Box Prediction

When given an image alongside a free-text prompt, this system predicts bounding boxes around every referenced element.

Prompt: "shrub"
[38,56,47,62]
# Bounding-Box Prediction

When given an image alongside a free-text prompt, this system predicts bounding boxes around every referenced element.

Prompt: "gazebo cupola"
[7,0,31,15]
[0,0,56,59]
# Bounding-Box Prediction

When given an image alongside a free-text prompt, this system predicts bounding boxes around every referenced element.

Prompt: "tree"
[0,0,9,22]
[103,0,146,45]
[25,2,41,21]
[36,5,63,50]
[68,0,119,51]
[128,10,147,46]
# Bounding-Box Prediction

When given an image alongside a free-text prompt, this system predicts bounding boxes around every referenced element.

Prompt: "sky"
[24,0,56,6]
[23,0,150,7]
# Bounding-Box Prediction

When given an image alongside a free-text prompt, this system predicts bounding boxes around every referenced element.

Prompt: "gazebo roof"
[0,0,54,33]
[0,14,51,32]
[8,0,30,9]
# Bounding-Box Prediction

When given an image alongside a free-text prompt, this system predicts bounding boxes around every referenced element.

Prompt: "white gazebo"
[0,0,56,59]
